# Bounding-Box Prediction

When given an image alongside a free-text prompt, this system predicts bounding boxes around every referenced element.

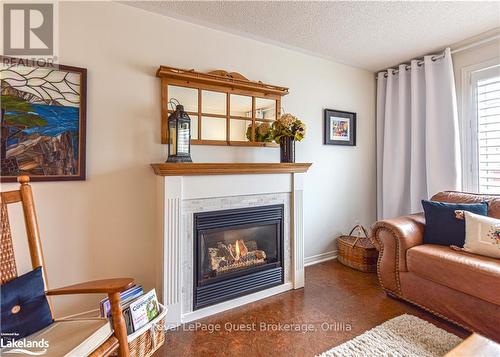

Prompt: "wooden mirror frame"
[157,66,289,147]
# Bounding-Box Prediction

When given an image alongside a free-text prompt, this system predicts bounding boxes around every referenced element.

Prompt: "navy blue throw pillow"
[1,267,53,341]
[422,200,488,247]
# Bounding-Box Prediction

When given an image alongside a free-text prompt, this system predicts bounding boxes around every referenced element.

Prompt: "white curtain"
[377,48,461,219]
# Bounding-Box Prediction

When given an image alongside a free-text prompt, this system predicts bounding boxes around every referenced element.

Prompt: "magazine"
[128,289,160,331]
[99,285,143,318]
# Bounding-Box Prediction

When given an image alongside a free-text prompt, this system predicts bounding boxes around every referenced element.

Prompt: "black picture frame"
[324,109,356,146]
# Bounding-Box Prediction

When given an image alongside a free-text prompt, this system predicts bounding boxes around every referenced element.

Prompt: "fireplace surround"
[153,162,311,325]
[193,205,284,309]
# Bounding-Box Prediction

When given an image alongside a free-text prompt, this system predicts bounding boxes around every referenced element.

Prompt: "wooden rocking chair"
[1,176,133,356]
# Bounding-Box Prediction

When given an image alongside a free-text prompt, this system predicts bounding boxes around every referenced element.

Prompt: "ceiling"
[127,1,500,72]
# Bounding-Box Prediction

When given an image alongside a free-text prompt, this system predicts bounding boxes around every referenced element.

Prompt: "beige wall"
[3,1,376,316]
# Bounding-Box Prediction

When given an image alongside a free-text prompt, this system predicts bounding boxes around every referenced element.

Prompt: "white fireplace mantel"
[153,163,311,326]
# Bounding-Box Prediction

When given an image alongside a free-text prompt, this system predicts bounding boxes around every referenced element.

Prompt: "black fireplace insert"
[193,204,284,310]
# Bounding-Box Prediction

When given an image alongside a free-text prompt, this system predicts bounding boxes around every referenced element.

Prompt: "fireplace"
[193,204,284,310]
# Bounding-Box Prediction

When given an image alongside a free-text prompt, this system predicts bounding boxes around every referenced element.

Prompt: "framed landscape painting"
[0,56,86,182]
[324,109,356,146]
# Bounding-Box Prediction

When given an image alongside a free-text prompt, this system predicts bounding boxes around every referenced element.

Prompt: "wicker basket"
[111,304,167,357]
[337,225,378,272]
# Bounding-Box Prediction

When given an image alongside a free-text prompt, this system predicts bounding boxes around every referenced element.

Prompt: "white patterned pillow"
[463,211,500,259]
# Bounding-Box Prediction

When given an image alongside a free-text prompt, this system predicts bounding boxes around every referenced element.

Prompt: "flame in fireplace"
[208,239,267,275]
[228,240,248,261]
[235,241,240,260]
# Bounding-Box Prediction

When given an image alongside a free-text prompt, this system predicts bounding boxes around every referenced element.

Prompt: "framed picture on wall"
[0,56,87,182]
[324,109,356,146]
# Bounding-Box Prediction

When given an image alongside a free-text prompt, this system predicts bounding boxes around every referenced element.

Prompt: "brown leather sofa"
[371,191,500,342]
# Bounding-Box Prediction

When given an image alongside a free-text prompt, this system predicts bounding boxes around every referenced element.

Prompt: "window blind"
[477,75,500,194]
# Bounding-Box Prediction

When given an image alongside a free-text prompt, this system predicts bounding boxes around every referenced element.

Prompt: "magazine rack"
[112,304,167,357]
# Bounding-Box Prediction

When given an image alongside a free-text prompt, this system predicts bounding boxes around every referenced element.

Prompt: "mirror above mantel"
[157,66,289,147]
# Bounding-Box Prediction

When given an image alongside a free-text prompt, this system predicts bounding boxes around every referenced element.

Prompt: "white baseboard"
[304,250,338,267]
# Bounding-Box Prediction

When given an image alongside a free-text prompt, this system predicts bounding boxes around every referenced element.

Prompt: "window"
[462,62,500,194]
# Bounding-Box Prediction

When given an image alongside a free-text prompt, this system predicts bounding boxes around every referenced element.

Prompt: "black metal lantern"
[167,102,192,163]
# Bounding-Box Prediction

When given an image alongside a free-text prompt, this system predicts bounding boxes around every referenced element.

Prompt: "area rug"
[318,314,463,357]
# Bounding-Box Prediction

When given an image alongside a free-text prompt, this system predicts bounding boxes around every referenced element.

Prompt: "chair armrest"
[47,278,134,357]
[370,213,425,294]
[46,278,134,296]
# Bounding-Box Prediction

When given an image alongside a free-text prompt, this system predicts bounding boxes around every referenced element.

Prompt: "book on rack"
[99,285,144,318]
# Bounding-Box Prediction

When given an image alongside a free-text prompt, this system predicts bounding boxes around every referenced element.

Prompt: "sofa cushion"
[463,211,500,259]
[407,244,500,306]
[422,200,488,246]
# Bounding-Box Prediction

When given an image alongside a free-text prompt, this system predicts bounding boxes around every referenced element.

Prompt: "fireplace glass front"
[200,223,278,280]
[193,205,284,309]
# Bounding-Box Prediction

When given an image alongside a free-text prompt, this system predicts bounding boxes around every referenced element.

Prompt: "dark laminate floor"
[156,260,469,357]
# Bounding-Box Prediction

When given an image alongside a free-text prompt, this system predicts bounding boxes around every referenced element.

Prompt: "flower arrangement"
[246,122,273,142]
[244,113,306,145]
[271,113,306,142]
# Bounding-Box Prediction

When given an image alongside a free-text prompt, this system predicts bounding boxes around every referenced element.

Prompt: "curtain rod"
[381,33,500,78]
